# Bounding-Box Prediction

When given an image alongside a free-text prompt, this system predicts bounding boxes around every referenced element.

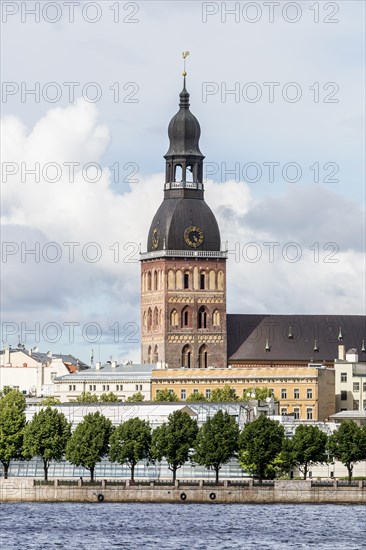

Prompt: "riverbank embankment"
[1,478,366,504]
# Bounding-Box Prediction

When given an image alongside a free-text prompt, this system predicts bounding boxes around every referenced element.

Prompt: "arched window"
[147,308,152,331]
[153,345,159,363]
[176,270,183,290]
[209,270,216,290]
[168,270,175,290]
[141,274,145,292]
[174,164,183,182]
[147,345,152,364]
[154,307,159,330]
[218,270,224,291]
[184,272,189,289]
[186,164,193,182]
[159,309,163,328]
[182,345,191,368]
[198,306,207,329]
[147,271,152,291]
[199,344,208,369]
[181,306,192,328]
[200,272,206,290]
[170,309,178,326]
[213,309,220,326]
[153,270,158,291]
[143,311,147,330]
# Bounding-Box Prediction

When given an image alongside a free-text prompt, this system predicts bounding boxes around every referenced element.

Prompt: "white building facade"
[334,347,366,412]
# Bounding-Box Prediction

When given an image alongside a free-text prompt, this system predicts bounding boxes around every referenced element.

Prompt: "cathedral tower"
[140,75,227,369]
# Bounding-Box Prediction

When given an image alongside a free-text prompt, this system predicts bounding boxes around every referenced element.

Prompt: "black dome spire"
[165,77,203,159]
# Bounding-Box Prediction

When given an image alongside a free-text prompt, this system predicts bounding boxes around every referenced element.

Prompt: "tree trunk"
[303,463,308,480]
[258,465,264,485]
[347,464,353,486]
[215,466,220,484]
[172,466,177,483]
[90,466,95,482]
[43,459,48,481]
[131,463,135,483]
[3,462,9,479]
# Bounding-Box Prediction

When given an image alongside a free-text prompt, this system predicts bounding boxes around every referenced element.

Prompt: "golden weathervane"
[182,51,190,76]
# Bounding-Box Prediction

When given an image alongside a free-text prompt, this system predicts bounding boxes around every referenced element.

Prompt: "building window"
[198,306,207,329]
[353,382,360,392]
[200,273,205,290]
[139,384,143,391]
[168,389,174,395]
[306,408,313,420]
[206,389,211,399]
[293,407,300,420]
[184,272,189,289]
[182,345,191,368]
[93,385,96,391]
[198,344,208,369]
[69,385,76,392]
[307,389,313,399]
[89,385,93,391]
[363,400,366,410]
[181,389,186,400]
[136,385,139,391]
[353,400,359,411]
[340,372,347,383]
[363,383,366,392]
[294,388,300,399]
[281,407,287,416]
[341,391,347,401]
[181,306,192,328]
[193,389,199,394]
[281,389,287,399]
[51,372,57,381]
[170,309,178,326]
[102,385,109,392]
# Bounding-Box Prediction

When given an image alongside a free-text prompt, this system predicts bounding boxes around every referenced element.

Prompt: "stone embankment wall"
[1,479,366,504]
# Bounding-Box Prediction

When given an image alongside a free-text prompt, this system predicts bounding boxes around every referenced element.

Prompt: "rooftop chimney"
[111,360,117,369]
[338,345,345,361]
[95,361,101,370]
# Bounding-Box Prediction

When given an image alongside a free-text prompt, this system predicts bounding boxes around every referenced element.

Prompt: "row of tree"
[1,389,366,484]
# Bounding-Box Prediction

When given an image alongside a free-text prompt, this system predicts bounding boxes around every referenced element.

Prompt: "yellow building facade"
[152,366,335,422]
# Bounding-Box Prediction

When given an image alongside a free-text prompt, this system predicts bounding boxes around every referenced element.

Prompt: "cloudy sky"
[1,1,365,363]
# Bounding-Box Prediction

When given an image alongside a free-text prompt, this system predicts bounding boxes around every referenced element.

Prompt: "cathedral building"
[140,77,366,374]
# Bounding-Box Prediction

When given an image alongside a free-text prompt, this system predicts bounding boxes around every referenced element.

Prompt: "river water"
[0,503,365,549]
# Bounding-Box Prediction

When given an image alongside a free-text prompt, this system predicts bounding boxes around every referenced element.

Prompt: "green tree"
[151,410,198,482]
[127,392,145,402]
[193,410,239,483]
[327,421,366,485]
[210,385,238,402]
[75,391,99,403]
[186,392,207,402]
[0,389,27,479]
[239,415,285,483]
[23,407,71,481]
[242,387,274,401]
[154,389,179,402]
[99,392,120,403]
[289,425,328,480]
[109,418,152,482]
[66,412,113,481]
[40,396,61,406]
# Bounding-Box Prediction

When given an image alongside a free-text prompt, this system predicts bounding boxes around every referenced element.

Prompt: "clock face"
[184,226,204,248]
[152,228,159,249]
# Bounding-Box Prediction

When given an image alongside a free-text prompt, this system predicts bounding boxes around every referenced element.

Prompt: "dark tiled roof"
[227,314,366,363]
